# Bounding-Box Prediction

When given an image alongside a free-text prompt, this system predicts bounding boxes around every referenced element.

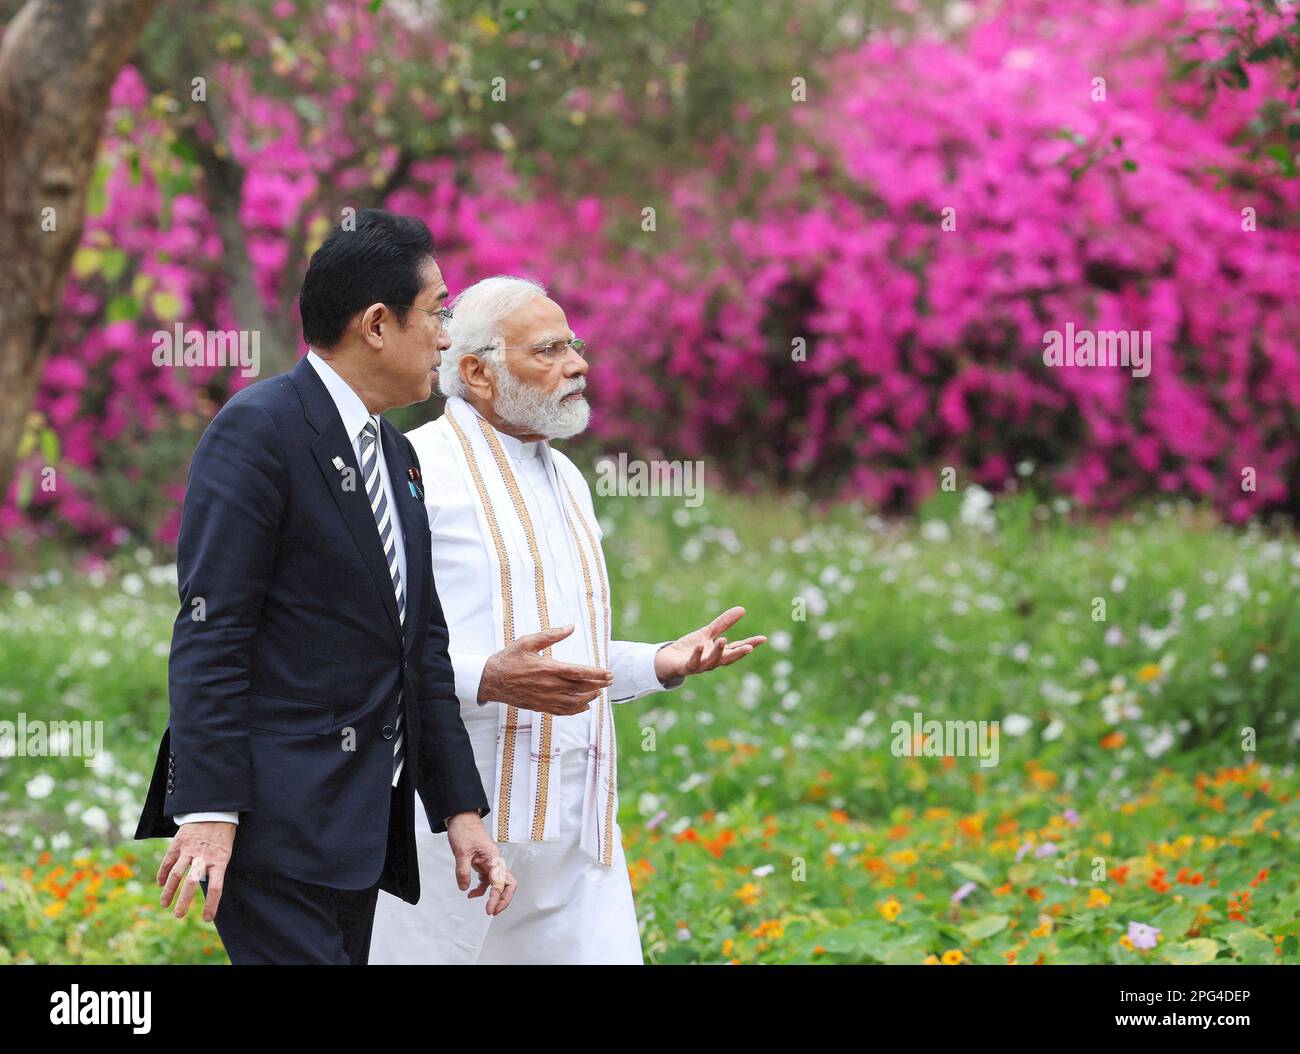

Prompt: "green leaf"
[962,914,1009,941]
[106,295,139,322]
[1162,938,1219,964]
[39,428,60,466]
[16,471,33,509]
[952,861,992,887]
[101,249,128,283]
[1224,926,1274,962]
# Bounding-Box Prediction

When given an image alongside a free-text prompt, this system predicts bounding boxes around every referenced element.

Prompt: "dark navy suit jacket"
[135,356,489,904]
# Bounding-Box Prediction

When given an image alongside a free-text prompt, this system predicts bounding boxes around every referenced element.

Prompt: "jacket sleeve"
[165,400,286,817]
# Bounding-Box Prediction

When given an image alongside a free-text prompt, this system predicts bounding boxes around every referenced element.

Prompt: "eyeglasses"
[495,338,588,363]
[394,304,453,325]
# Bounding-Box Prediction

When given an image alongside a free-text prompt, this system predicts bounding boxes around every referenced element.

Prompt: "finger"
[719,643,758,665]
[546,699,593,716]
[548,663,615,685]
[705,606,746,639]
[156,843,180,887]
[454,852,471,891]
[496,871,518,914]
[517,625,575,651]
[174,856,206,919]
[202,863,227,923]
[703,637,727,669]
[686,641,706,673]
[467,874,489,899]
[160,850,192,908]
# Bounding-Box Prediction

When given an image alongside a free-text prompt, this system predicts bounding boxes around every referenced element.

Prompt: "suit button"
[382,725,394,740]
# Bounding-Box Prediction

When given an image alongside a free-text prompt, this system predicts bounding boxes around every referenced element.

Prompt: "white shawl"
[437,395,619,866]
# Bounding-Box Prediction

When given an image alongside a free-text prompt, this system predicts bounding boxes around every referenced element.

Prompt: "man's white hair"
[438,275,548,399]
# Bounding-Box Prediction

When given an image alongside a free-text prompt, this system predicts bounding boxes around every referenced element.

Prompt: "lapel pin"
[331,456,345,472]
[406,467,424,500]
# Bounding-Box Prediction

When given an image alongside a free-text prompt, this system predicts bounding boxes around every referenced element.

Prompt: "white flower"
[1251,653,1268,673]
[752,864,776,877]
[27,774,55,799]
[80,806,110,831]
[921,520,951,543]
[1002,714,1031,736]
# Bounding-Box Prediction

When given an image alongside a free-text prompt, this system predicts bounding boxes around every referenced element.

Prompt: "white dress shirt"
[173,349,406,828]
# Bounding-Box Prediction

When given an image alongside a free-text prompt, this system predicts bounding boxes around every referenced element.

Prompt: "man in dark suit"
[135,209,517,964]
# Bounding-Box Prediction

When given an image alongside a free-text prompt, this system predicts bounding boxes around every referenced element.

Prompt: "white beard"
[493,365,591,440]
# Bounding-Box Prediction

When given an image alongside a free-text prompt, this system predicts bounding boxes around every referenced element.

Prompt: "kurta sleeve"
[608,640,683,703]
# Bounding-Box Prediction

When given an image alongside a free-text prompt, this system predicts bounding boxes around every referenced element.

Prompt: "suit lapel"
[291,358,404,644]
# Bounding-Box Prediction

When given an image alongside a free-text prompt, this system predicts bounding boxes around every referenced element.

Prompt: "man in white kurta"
[368,276,765,964]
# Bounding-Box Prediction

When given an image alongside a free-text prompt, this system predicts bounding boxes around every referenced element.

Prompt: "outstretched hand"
[654,606,767,682]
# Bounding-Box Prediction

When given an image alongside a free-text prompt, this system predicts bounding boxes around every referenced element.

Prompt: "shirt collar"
[307,349,375,445]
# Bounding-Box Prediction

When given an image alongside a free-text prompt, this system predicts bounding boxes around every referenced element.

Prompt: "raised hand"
[478,624,614,715]
[654,606,767,682]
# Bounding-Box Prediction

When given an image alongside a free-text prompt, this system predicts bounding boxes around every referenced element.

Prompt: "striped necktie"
[359,415,405,787]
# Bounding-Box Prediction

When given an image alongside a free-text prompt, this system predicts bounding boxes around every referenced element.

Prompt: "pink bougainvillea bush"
[5,0,1298,555]
[565,0,1300,519]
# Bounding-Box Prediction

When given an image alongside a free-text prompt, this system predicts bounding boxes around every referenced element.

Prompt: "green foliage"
[1,492,1296,962]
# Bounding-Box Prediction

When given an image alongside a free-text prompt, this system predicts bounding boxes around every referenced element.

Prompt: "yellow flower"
[752,919,784,940]
[890,848,919,867]
[734,882,760,907]
[1136,663,1163,684]
[1086,888,1112,908]
[721,939,734,957]
[879,897,903,921]
[1119,934,1134,950]
[941,949,965,965]
[923,954,941,965]
[1030,921,1052,938]
[43,902,66,918]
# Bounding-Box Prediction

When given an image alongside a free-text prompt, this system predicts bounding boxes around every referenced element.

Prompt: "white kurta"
[368,401,676,964]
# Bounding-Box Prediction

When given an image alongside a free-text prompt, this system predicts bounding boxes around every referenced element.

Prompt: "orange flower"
[705,830,736,859]
[1025,886,1044,902]
[752,919,784,940]
[940,949,965,965]
[674,827,699,844]
[734,882,760,907]
[830,809,850,824]
[1135,663,1163,684]
[1100,731,1126,750]
[1249,869,1269,888]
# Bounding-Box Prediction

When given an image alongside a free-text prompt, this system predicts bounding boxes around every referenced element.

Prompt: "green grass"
[2,489,1298,964]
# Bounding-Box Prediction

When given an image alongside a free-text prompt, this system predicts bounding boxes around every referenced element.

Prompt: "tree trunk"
[0,0,158,504]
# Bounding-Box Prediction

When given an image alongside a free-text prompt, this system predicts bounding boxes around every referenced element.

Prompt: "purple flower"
[645,810,669,831]
[1035,842,1058,858]
[951,881,977,904]
[1127,922,1160,950]
[1064,809,1080,825]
